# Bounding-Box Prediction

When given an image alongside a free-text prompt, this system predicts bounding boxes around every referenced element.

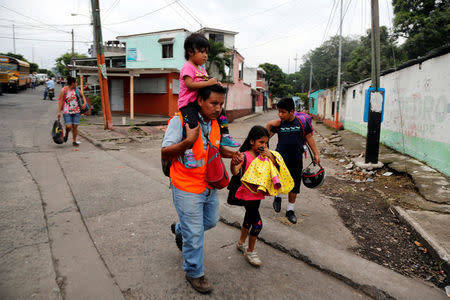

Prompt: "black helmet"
[302,162,325,188]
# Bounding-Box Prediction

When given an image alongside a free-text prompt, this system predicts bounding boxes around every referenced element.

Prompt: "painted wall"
[119,73,179,116]
[121,30,189,70]
[225,51,252,121]
[343,53,450,176]
[309,89,323,115]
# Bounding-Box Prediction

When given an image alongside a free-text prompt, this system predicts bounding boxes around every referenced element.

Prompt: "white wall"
[343,52,450,176]
[243,67,257,88]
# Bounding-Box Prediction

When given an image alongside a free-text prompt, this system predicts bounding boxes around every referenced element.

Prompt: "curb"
[219,203,446,300]
[77,128,108,151]
[232,112,264,123]
[393,206,450,275]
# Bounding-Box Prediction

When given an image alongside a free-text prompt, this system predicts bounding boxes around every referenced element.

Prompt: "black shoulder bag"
[226,154,247,206]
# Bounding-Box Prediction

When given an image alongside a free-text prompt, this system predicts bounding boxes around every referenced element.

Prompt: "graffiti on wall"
[384,93,448,139]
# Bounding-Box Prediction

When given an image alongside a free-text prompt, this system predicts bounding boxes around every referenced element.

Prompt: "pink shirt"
[61,87,80,114]
[178,62,209,109]
[235,151,266,201]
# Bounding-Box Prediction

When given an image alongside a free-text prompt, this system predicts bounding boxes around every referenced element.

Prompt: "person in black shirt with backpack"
[266,98,320,224]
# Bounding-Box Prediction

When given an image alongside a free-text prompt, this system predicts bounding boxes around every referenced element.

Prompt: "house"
[244,67,269,113]
[223,50,252,120]
[308,87,345,129]
[71,27,257,121]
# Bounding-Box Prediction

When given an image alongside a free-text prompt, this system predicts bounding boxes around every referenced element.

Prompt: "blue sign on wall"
[364,87,386,122]
[127,48,137,62]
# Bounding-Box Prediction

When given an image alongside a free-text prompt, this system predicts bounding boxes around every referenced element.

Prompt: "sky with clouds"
[0,0,394,73]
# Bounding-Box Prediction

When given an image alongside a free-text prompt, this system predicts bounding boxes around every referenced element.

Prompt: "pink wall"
[225,51,252,115]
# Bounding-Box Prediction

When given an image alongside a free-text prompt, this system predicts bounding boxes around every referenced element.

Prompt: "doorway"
[110,79,124,111]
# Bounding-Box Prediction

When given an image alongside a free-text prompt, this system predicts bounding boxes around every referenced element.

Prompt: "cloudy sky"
[0,0,394,73]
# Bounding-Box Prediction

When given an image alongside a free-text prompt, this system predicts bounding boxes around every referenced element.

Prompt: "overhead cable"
[0,4,70,33]
[106,0,180,25]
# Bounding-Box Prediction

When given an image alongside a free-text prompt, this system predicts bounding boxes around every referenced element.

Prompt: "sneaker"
[185,275,213,294]
[244,249,262,267]
[221,135,240,147]
[170,222,182,251]
[72,141,80,147]
[286,210,297,224]
[273,196,282,213]
[63,132,69,143]
[183,149,196,168]
[236,241,247,253]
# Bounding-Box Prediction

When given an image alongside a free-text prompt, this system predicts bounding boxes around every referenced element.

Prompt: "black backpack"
[52,119,64,144]
[226,154,247,206]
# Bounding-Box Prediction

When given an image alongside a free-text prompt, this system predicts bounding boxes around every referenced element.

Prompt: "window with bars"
[162,44,173,58]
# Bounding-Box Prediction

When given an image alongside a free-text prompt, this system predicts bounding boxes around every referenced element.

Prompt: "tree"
[392,0,450,59]
[258,63,286,97]
[30,63,39,73]
[344,26,405,82]
[0,52,39,73]
[296,35,359,91]
[206,39,231,81]
[55,52,88,76]
[0,52,27,62]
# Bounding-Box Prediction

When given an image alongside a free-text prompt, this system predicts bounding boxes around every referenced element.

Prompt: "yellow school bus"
[0,55,30,92]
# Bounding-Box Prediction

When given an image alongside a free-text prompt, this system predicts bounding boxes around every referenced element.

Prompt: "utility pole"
[224,47,235,110]
[365,0,382,163]
[91,0,113,130]
[335,0,343,130]
[294,53,298,73]
[12,24,16,54]
[71,29,74,59]
[308,62,313,94]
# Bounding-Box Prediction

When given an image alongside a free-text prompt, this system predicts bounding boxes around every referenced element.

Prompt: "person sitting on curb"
[161,84,243,294]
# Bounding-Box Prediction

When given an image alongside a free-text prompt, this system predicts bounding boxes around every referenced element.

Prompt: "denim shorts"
[63,113,81,125]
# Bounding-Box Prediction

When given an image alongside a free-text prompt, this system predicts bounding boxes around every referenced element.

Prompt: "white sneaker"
[236,242,247,253]
[244,249,262,266]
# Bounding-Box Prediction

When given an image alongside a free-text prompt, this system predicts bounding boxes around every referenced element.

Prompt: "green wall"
[344,120,450,177]
[123,31,188,69]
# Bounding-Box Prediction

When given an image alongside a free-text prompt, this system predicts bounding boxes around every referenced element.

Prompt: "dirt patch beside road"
[319,174,449,289]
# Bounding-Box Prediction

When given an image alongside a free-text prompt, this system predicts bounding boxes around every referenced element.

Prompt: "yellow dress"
[241,150,294,196]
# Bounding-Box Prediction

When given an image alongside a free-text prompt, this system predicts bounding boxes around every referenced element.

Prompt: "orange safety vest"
[170,112,221,193]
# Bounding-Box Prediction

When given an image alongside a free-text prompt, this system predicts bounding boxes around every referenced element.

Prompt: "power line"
[0,36,92,43]
[164,0,196,29]
[0,4,70,33]
[103,0,121,21]
[321,0,338,43]
[176,1,203,28]
[106,0,180,25]
[214,0,296,28]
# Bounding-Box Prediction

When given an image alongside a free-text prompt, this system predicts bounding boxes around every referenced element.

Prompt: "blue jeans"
[172,185,219,278]
[63,113,81,125]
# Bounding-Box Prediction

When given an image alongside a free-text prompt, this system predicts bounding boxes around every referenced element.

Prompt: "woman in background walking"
[56,76,86,147]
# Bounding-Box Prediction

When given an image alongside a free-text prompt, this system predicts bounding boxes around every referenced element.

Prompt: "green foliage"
[89,95,102,113]
[30,63,39,73]
[392,0,450,59]
[296,93,308,110]
[55,52,88,76]
[258,63,286,97]
[0,52,28,62]
[0,52,40,73]
[345,26,406,82]
[297,36,359,91]
[206,40,231,81]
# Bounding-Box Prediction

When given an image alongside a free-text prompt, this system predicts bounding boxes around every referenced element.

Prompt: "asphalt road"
[0,87,370,299]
